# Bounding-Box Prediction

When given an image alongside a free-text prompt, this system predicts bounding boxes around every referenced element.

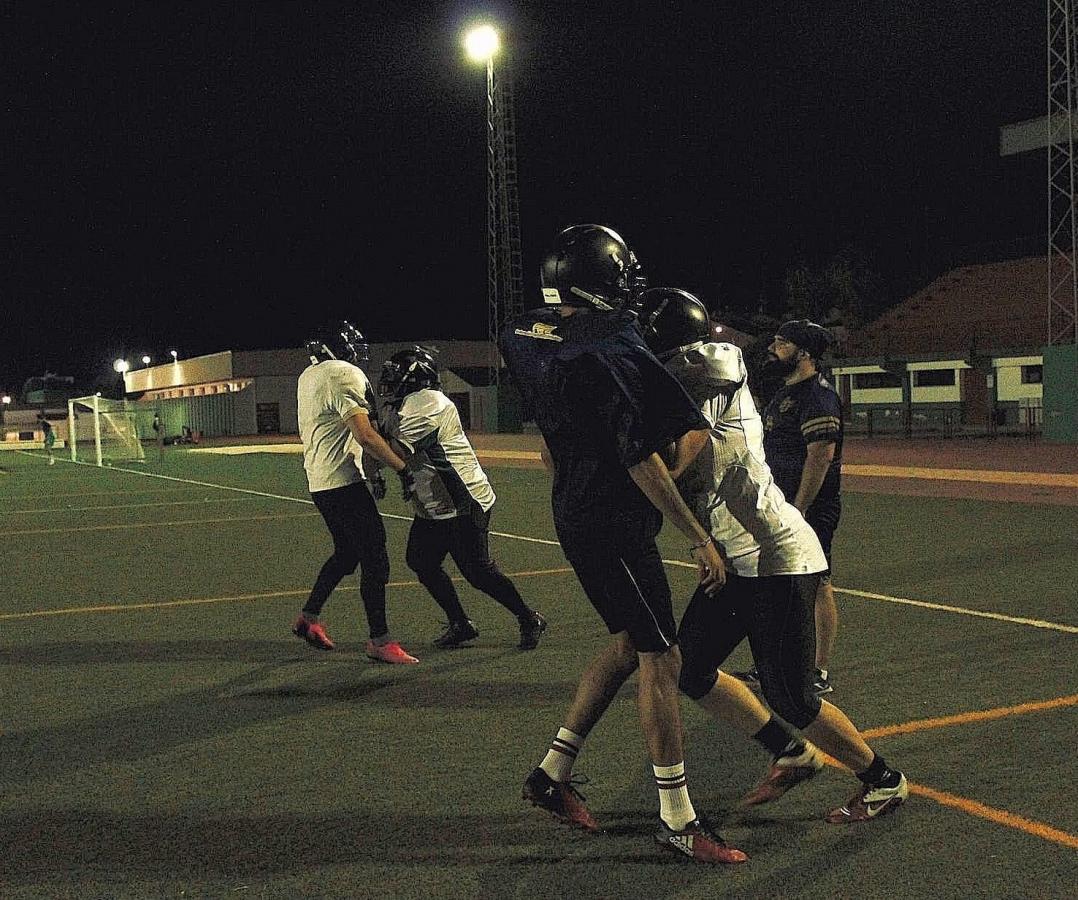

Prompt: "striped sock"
[539,727,584,782]
[654,762,696,831]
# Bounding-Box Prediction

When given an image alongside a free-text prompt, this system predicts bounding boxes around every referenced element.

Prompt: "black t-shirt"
[499,309,708,537]
[762,373,843,505]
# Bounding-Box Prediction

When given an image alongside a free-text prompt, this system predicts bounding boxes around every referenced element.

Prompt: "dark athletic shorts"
[804,497,841,579]
[559,529,677,654]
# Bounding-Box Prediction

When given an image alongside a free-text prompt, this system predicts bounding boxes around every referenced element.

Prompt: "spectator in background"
[37,414,56,465]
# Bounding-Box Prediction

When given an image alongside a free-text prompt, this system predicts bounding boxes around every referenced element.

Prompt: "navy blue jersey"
[762,373,843,504]
[499,309,708,536]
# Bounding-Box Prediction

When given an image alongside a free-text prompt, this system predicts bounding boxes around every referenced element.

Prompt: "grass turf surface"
[1,448,1076,898]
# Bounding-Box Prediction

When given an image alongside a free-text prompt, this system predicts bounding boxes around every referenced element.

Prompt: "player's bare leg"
[814,578,837,672]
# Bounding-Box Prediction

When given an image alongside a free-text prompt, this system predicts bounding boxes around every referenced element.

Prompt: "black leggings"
[677,572,822,729]
[406,503,530,623]
[304,482,391,638]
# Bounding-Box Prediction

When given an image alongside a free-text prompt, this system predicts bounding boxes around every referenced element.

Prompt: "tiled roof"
[845,257,1056,357]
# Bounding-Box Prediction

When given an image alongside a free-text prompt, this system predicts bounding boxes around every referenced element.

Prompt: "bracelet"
[688,536,713,555]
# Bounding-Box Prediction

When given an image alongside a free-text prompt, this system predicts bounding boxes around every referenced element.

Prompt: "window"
[853,372,902,389]
[913,369,955,387]
[1020,365,1043,384]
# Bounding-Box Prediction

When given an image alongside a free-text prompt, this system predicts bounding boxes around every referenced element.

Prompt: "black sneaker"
[522,767,600,832]
[518,612,547,650]
[433,619,480,648]
[812,668,834,696]
[654,817,748,864]
[731,665,760,686]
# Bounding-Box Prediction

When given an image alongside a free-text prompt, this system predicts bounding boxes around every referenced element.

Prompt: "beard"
[760,352,797,377]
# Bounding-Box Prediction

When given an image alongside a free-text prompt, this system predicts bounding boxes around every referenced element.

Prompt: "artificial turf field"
[1,446,1075,899]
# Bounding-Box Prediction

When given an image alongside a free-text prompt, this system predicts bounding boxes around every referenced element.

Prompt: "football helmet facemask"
[539,224,645,312]
[306,320,370,368]
[379,346,441,403]
[637,287,712,361]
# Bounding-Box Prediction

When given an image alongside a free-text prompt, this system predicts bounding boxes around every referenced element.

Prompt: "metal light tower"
[1048,0,1078,345]
[466,25,524,389]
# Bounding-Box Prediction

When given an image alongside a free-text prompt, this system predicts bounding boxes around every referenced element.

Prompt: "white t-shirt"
[669,342,827,578]
[382,388,495,520]
[297,359,374,493]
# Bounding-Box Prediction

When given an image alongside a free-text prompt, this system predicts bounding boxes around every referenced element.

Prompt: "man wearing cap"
[759,320,842,696]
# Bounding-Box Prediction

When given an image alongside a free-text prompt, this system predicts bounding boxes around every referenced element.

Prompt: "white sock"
[654,762,696,831]
[539,727,584,782]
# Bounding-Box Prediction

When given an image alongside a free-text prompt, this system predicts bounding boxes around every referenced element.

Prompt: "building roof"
[844,257,1055,358]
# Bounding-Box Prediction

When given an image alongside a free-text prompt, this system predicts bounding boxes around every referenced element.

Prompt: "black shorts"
[678,572,821,728]
[805,497,841,578]
[559,529,677,654]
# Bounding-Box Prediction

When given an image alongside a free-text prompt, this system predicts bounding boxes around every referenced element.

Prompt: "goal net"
[67,396,149,465]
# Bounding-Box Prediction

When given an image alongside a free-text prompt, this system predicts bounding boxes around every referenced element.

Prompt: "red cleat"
[739,743,823,807]
[826,773,909,824]
[522,767,601,833]
[365,640,419,665]
[292,616,335,651]
[654,817,748,865]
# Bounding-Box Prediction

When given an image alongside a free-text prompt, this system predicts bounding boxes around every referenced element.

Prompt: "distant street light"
[113,358,130,374]
[169,349,179,360]
[1,395,11,405]
[141,355,152,365]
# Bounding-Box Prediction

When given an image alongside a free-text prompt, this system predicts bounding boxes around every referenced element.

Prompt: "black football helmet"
[306,320,370,368]
[539,224,645,312]
[379,346,441,403]
[637,287,711,361]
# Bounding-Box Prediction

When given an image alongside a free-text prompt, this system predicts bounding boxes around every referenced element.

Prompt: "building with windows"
[123,342,502,439]
[830,258,1049,436]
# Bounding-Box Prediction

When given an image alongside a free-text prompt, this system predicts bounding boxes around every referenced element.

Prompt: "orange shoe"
[739,743,823,807]
[365,639,419,665]
[292,616,335,651]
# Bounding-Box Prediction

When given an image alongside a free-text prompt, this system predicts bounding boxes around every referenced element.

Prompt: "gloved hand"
[367,471,387,501]
[399,468,416,501]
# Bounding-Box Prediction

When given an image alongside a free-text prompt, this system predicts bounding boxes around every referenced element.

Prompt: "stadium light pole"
[465,24,501,399]
[113,358,129,399]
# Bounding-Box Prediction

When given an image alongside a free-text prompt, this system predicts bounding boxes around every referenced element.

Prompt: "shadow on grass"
[0,808,689,886]
[0,644,578,792]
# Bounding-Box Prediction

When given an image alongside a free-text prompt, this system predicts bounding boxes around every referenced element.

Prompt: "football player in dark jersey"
[757,320,843,696]
[499,225,746,865]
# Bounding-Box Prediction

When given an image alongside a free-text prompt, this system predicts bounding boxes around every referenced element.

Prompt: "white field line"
[4,497,261,515]
[43,459,1078,636]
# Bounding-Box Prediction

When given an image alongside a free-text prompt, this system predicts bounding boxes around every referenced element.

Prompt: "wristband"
[689,536,713,555]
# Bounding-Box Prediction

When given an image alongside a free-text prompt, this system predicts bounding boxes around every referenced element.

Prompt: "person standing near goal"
[37,414,56,465]
[293,320,419,665]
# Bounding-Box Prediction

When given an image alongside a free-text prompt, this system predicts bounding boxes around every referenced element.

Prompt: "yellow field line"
[0,567,575,620]
[908,783,1078,850]
[0,511,318,537]
[815,694,1078,850]
[860,694,1078,740]
[842,464,1078,488]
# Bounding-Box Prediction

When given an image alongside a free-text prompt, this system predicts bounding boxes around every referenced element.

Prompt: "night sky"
[5,1,1045,392]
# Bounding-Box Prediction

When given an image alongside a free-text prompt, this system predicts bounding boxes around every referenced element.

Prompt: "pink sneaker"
[365,640,419,665]
[292,616,335,651]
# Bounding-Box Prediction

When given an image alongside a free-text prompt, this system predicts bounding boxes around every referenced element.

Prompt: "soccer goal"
[67,396,149,466]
